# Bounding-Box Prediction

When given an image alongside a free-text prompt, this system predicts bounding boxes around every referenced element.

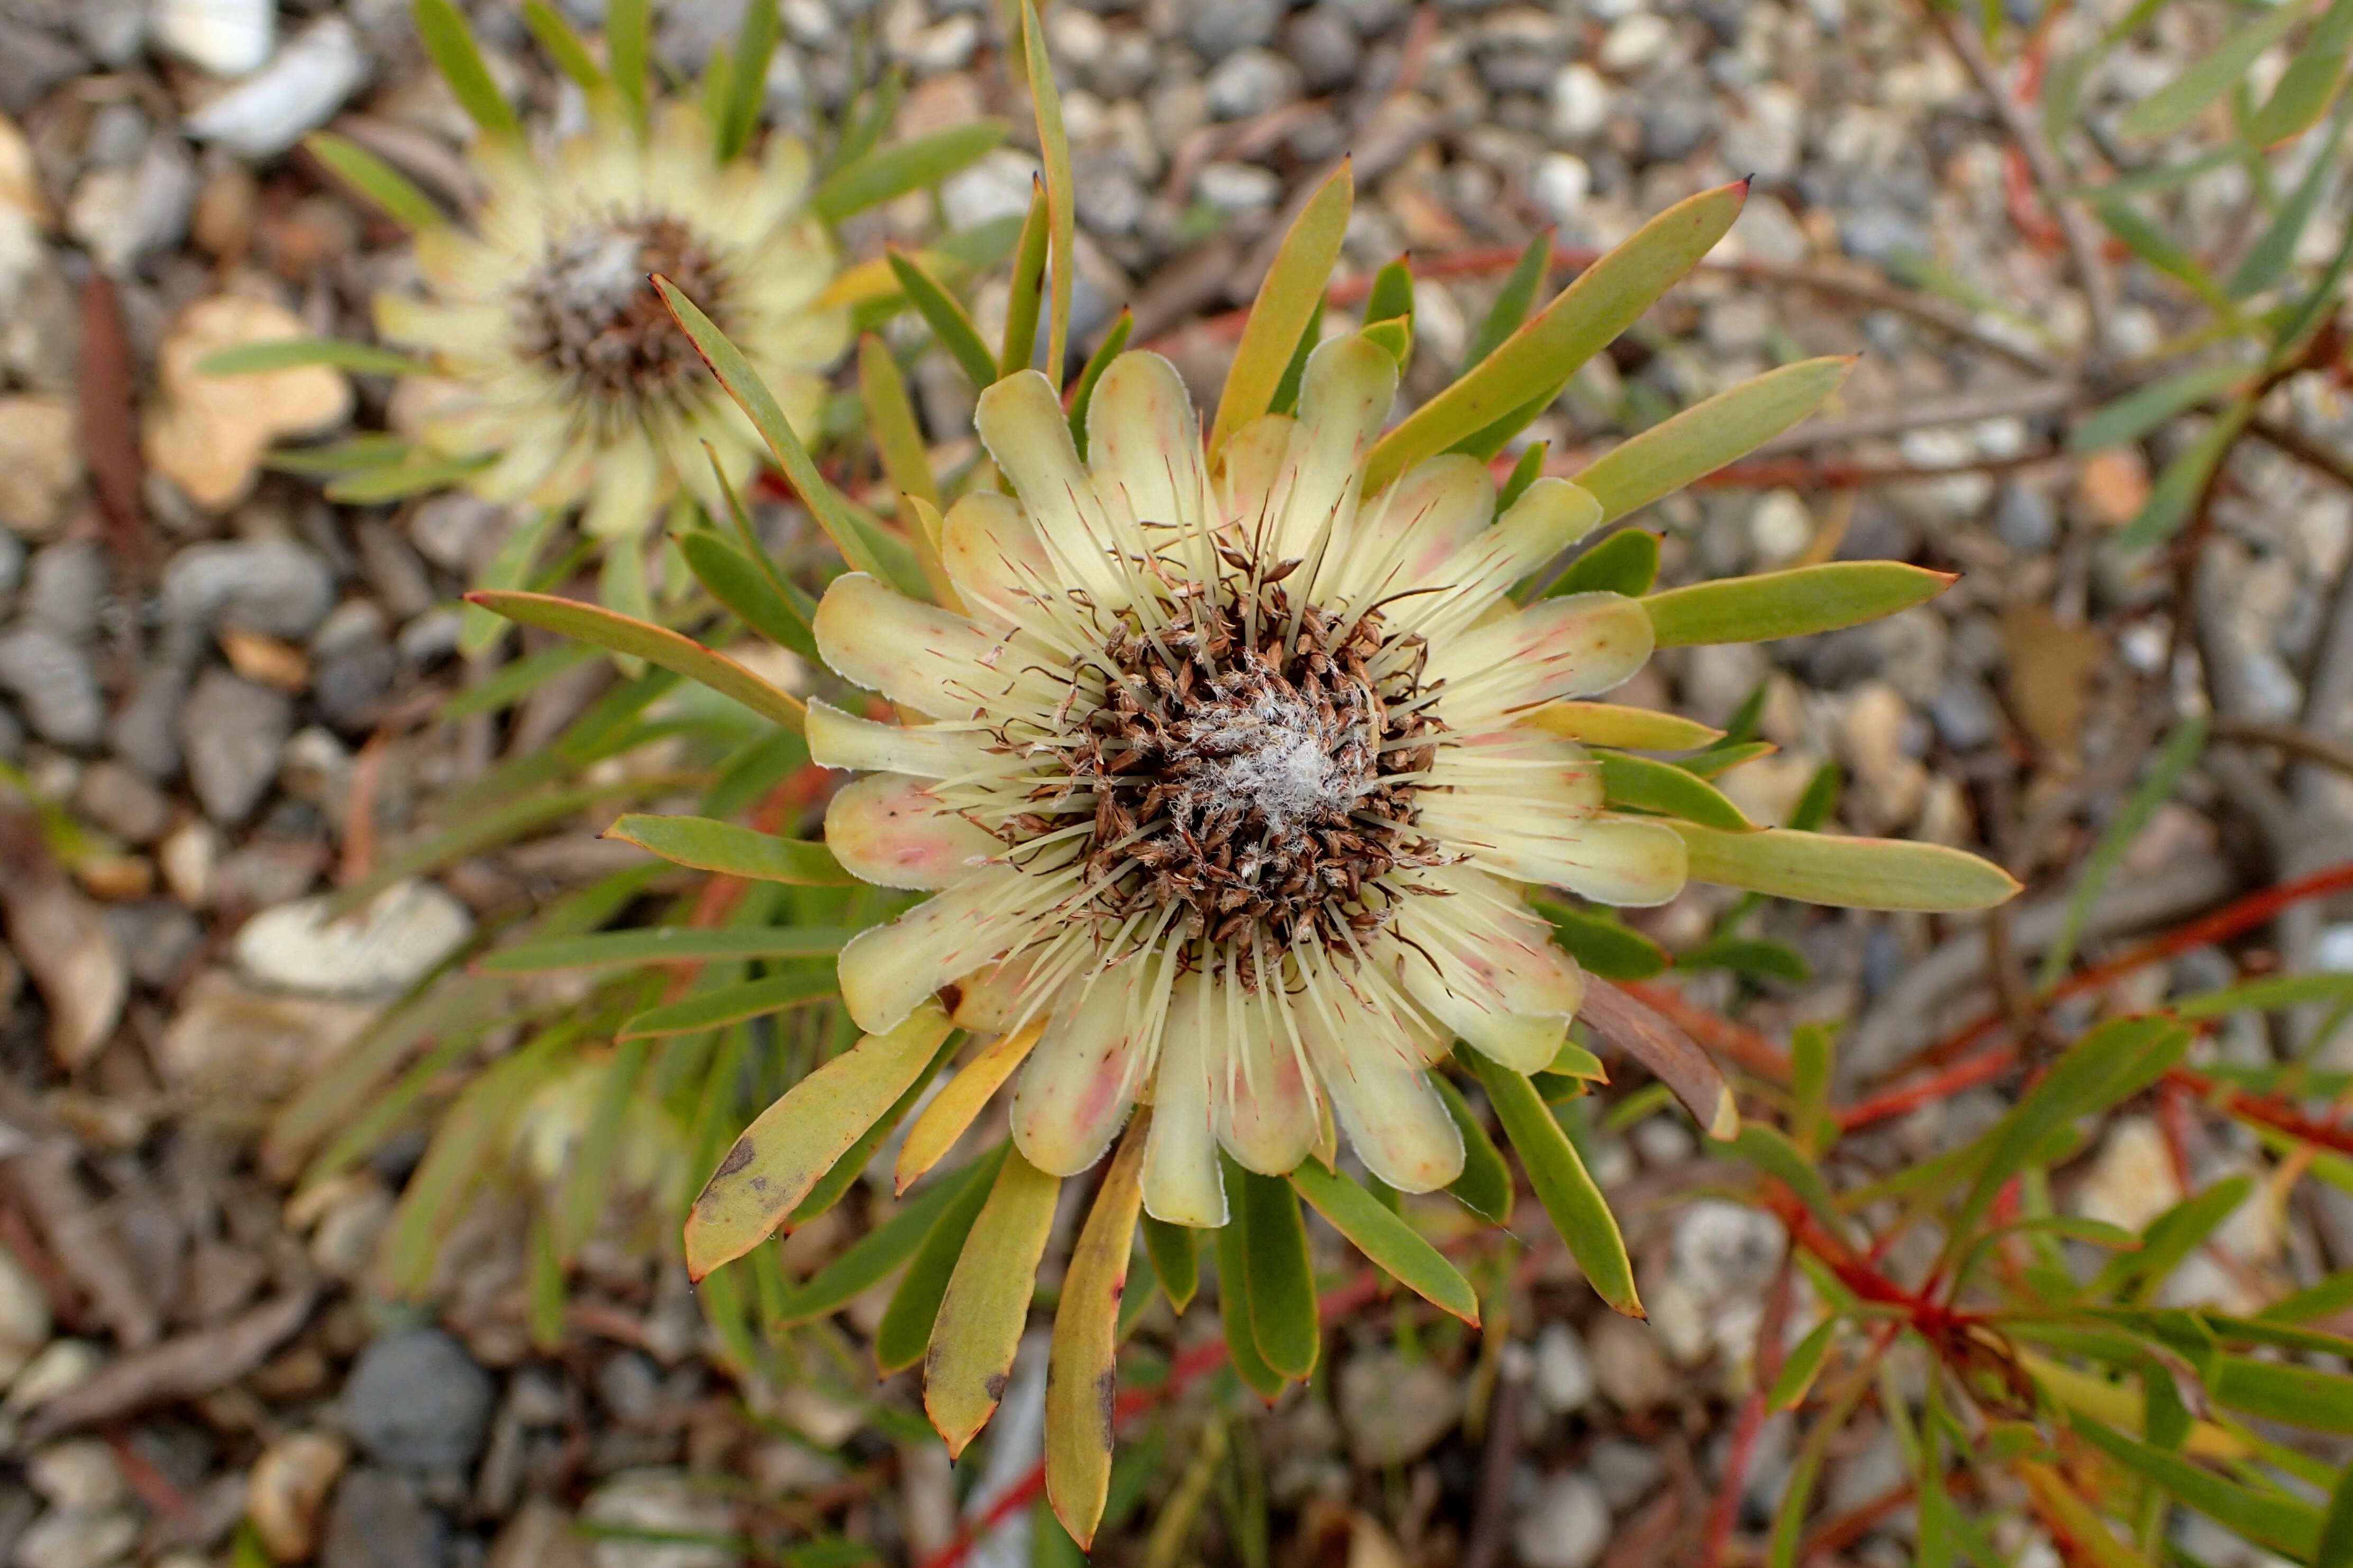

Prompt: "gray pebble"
[1838,205,1931,265]
[1205,47,1300,119]
[1929,674,2002,752]
[1283,8,1359,91]
[0,626,102,748]
[0,21,84,117]
[103,900,201,988]
[74,760,171,843]
[315,640,395,732]
[341,1330,495,1474]
[1183,0,1283,60]
[109,664,188,781]
[0,530,23,608]
[1993,480,2058,554]
[23,541,106,641]
[321,1470,448,1568]
[1638,78,1720,163]
[162,540,337,641]
[179,670,290,824]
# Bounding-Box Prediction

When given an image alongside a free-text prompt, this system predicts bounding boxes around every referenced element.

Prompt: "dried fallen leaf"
[0,803,127,1070]
[21,1287,315,1441]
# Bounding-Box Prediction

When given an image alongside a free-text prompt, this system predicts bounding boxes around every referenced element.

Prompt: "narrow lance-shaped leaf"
[1364,180,1746,493]
[897,1023,1043,1193]
[1045,1117,1148,1549]
[2319,1463,2353,1568]
[1237,1160,1319,1379]
[1289,1160,1479,1324]
[1769,1319,1837,1411]
[304,131,444,230]
[2251,0,2353,146]
[1215,1202,1288,1399]
[700,440,822,663]
[1430,1073,1513,1224]
[675,530,820,667]
[713,0,780,161]
[2036,715,2206,988]
[480,924,853,974]
[521,1,605,90]
[811,122,1008,223]
[607,0,649,131]
[2117,0,2314,140]
[1020,0,1074,377]
[684,1003,955,1279]
[1472,1056,1640,1316]
[413,0,519,139]
[2068,1415,2321,1558]
[1529,701,1719,751]
[1462,228,1553,369]
[617,968,837,1041]
[1066,310,1133,457]
[1001,179,1051,379]
[1141,1215,1198,1313]
[1533,898,1668,982]
[2068,363,2245,453]
[925,1147,1062,1456]
[1675,823,2020,911]
[1576,977,1738,1141]
[1545,528,1658,598]
[1209,162,1353,459]
[792,1025,966,1227]
[655,278,889,579]
[875,1141,1010,1373]
[1736,1125,1851,1245]
[886,248,998,388]
[199,338,421,377]
[466,591,805,730]
[2230,114,2346,299]
[1572,357,1854,525]
[1643,562,1954,647]
[1957,1017,2188,1235]
[1598,751,1756,832]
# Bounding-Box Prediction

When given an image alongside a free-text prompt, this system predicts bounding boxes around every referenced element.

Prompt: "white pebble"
[154,0,275,76]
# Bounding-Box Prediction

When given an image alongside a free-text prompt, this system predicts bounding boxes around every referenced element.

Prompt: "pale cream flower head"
[377,98,849,539]
[806,334,1685,1224]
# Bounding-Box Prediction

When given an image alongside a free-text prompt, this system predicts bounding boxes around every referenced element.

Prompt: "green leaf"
[2092,1177,2252,1301]
[2274,196,2353,355]
[1674,823,2019,911]
[714,0,780,160]
[1677,935,1809,982]
[1735,1124,1850,1245]
[1473,1057,1639,1315]
[467,591,806,731]
[552,1036,651,1260]
[1018,0,1074,378]
[1769,1319,1837,1411]
[2038,717,2207,988]
[886,247,998,388]
[2117,0,2313,139]
[413,0,519,139]
[811,121,1007,222]
[683,1004,955,1278]
[2069,1416,2320,1557]
[2231,114,2346,298]
[481,925,852,974]
[1234,1159,1319,1379]
[1215,1200,1288,1398]
[1141,1215,1198,1313]
[1573,357,1853,526]
[607,0,649,130]
[1499,440,1547,509]
[1547,529,1659,598]
[2322,1465,2353,1568]
[701,442,823,663]
[1599,751,1756,831]
[302,131,444,228]
[1209,162,1353,457]
[2257,3,2353,145]
[791,1026,964,1228]
[1290,1161,1479,1324]
[1462,230,1553,369]
[1790,1024,1834,1154]
[2115,406,2247,551]
[2092,197,2233,311]
[1534,897,1668,980]
[876,1141,1010,1372]
[655,279,889,580]
[1644,562,1955,647]
[2068,364,2245,452]
[521,1,605,90]
[605,813,852,887]
[1363,255,1415,326]
[1266,314,1321,416]
[1680,739,1777,781]
[617,968,838,1041]
[1430,1073,1513,1224]
[2211,1353,2353,1434]
[1066,310,1133,457]
[323,452,492,503]
[676,529,820,666]
[1000,180,1051,380]
[1786,763,1840,833]
[199,337,418,377]
[1364,181,1746,494]
[1957,1016,2190,1234]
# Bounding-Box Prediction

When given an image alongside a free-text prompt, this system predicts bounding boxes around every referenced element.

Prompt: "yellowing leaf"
[604,814,854,886]
[466,591,806,730]
[1364,181,1746,494]
[924,1147,1061,1457]
[1209,163,1353,459]
[616,969,837,1041]
[1019,0,1074,378]
[684,1003,954,1279]
[1528,702,1721,751]
[1045,1117,1147,1548]
[1674,823,2020,911]
[896,1022,1043,1193]
[1643,563,1954,647]
[1572,357,1854,525]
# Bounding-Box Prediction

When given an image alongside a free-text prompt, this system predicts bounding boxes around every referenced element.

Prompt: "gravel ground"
[2,1,2352,1566]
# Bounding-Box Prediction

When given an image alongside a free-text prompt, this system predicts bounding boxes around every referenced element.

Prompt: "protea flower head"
[377,95,846,543]
[813,340,1675,1214]
[479,157,2020,1551]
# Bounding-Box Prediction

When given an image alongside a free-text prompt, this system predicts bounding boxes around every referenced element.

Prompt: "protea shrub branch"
[473,147,2021,1547]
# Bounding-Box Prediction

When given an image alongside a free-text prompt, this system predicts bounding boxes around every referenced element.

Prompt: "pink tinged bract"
[823,774,1002,891]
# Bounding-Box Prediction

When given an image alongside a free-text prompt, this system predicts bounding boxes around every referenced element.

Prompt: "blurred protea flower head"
[811,340,1681,1215]
[378,96,846,540]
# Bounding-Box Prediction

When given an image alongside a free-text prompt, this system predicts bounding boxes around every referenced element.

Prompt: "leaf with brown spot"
[1574,977,1738,1142]
[1046,1115,1147,1547]
[924,1146,1061,1457]
[683,1003,953,1279]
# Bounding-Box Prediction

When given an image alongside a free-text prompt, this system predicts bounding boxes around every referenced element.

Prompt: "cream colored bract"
[806,334,1686,1224]
[377,98,847,539]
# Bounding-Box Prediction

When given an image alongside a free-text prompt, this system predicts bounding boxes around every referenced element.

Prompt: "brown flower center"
[1011,564,1452,983]
[515,215,727,409]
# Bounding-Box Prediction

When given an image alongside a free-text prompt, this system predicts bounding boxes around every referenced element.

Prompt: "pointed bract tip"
[1708,1094,1741,1143]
